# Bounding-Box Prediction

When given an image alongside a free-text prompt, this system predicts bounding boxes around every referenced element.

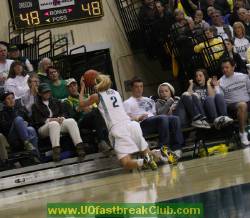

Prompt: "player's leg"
[119,155,144,170]
[129,121,157,170]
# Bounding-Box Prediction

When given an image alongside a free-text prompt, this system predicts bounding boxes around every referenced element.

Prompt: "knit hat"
[157,82,175,97]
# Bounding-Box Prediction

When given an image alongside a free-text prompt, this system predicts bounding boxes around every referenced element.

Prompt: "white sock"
[137,159,144,168]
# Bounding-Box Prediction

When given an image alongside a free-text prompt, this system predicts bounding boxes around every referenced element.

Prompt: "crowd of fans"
[1,0,250,171]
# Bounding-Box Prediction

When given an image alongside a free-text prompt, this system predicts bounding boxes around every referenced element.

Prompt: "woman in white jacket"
[4,61,29,99]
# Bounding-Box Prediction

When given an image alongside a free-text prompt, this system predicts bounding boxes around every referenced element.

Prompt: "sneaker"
[174,149,183,159]
[76,143,87,162]
[191,119,211,129]
[52,146,61,162]
[143,154,158,170]
[239,132,250,147]
[160,145,178,165]
[214,116,234,129]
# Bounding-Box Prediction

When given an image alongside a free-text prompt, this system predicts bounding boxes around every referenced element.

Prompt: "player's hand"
[80,76,85,92]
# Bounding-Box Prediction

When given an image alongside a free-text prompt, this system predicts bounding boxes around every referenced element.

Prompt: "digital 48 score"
[8,0,104,30]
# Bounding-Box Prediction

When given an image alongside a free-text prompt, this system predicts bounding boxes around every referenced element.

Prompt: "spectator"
[21,74,40,114]
[220,39,247,75]
[0,91,39,157]
[64,78,111,153]
[123,77,184,158]
[0,43,13,93]
[37,57,52,84]
[169,0,198,17]
[201,0,231,16]
[237,8,250,38]
[233,21,250,61]
[31,83,88,162]
[193,9,210,35]
[156,82,210,128]
[194,27,224,70]
[187,69,233,128]
[139,0,157,25]
[215,58,250,146]
[206,6,230,25]
[4,61,29,99]
[47,66,68,100]
[210,10,233,40]
[8,45,33,73]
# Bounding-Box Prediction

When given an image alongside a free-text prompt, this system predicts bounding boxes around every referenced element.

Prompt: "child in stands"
[156,82,210,129]
[187,68,233,129]
[78,71,158,170]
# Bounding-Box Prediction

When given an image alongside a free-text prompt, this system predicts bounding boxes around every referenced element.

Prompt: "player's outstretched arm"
[79,78,99,108]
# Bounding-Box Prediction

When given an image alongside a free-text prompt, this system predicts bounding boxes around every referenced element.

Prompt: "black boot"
[52,146,61,162]
[76,143,87,161]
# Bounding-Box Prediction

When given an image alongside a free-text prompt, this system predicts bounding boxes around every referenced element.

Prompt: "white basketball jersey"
[98,89,130,130]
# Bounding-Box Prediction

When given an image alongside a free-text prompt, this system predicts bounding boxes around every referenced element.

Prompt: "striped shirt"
[217,72,250,104]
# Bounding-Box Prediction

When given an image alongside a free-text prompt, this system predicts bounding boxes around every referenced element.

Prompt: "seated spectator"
[193,9,210,35]
[233,21,250,61]
[156,82,210,128]
[194,27,224,69]
[37,57,52,84]
[4,61,29,99]
[0,91,39,157]
[187,69,233,128]
[31,83,88,162]
[0,43,13,93]
[237,8,250,38]
[220,39,247,75]
[21,74,40,114]
[206,6,230,25]
[8,45,33,73]
[123,77,184,158]
[215,58,250,146]
[210,10,233,40]
[47,66,68,100]
[64,78,111,153]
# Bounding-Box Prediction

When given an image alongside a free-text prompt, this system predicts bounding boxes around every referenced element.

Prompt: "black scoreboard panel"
[9,0,104,30]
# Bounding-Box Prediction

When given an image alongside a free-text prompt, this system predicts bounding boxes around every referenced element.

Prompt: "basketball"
[83,70,98,87]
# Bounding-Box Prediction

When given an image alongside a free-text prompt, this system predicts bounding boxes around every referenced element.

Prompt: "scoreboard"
[8,0,104,30]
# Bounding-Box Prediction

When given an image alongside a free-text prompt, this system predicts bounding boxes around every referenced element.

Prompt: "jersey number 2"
[110,96,119,108]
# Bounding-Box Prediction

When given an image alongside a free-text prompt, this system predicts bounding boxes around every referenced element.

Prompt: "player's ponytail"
[95,74,112,92]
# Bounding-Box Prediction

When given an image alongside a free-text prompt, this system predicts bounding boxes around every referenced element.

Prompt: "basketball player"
[78,72,158,170]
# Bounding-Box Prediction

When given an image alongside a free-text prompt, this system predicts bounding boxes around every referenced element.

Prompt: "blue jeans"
[174,94,204,127]
[192,94,228,122]
[140,115,184,151]
[8,116,38,148]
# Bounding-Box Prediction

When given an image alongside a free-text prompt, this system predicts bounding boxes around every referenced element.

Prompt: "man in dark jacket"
[32,83,88,162]
[0,91,38,154]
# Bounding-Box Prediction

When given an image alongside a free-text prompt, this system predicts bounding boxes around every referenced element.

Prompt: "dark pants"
[8,116,38,149]
[78,108,109,143]
[192,94,228,122]
[140,115,184,151]
[174,94,203,127]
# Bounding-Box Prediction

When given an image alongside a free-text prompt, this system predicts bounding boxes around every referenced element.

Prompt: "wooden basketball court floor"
[1,148,250,218]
